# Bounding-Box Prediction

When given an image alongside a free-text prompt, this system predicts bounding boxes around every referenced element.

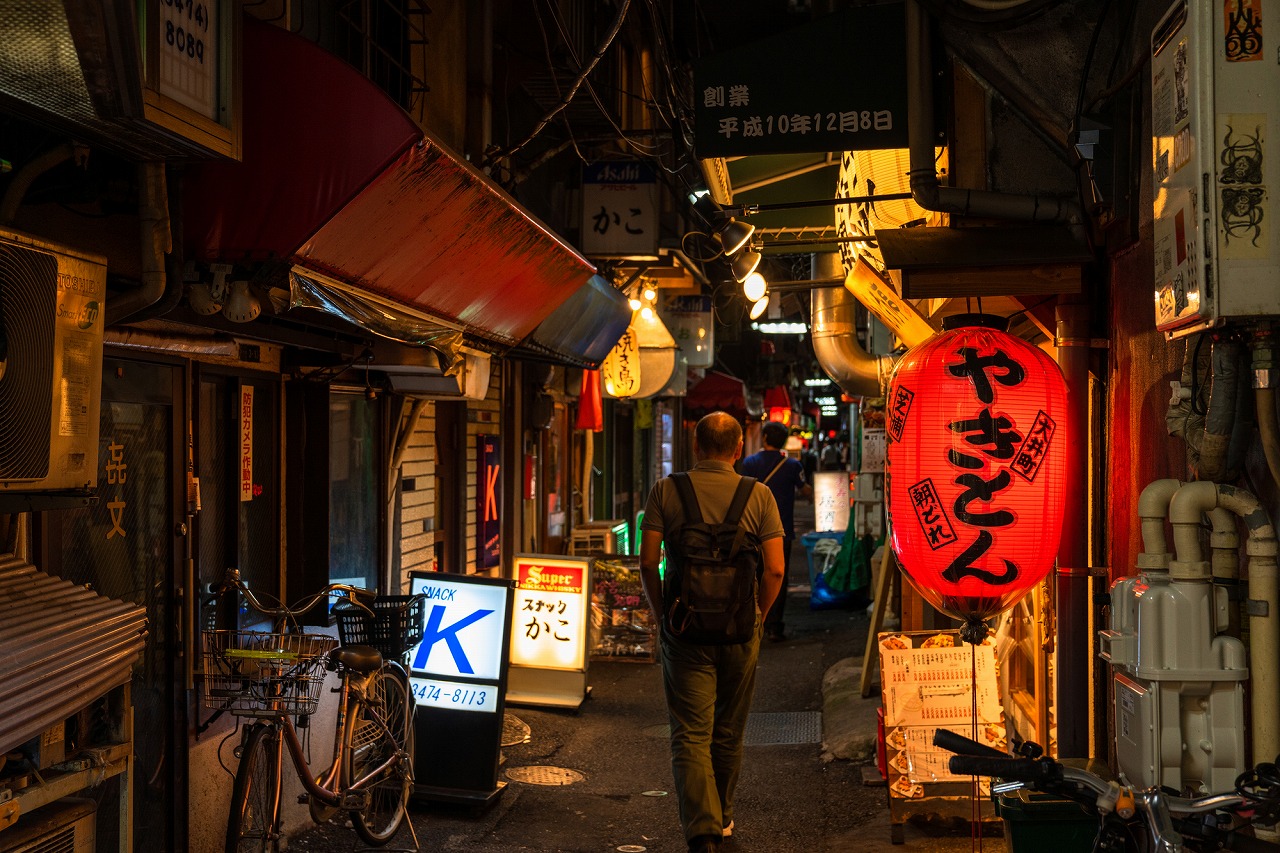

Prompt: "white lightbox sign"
[407,576,511,683]
[509,556,589,671]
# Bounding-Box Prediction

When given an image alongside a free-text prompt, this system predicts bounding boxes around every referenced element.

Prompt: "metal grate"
[743,711,823,746]
[643,713,823,746]
[505,765,585,786]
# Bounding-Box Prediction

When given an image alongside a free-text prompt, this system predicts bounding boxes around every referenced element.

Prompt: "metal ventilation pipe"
[905,0,1080,224]
[809,253,896,398]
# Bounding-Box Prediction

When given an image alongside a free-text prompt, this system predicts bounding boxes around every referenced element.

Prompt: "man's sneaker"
[722,820,734,837]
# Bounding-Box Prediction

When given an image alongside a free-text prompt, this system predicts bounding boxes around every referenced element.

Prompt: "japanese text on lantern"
[921,347,1028,586]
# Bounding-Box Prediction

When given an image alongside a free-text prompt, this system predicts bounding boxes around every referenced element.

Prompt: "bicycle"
[936,728,1280,852]
[203,569,416,852]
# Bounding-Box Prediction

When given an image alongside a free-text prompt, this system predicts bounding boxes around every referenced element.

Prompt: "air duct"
[810,253,896,398]
[905,0,1080,224]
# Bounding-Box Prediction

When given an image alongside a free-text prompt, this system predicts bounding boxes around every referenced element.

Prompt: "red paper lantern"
[886,314,1068,643]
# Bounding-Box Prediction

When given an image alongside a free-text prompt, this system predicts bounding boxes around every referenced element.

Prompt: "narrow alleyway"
[289,500,986,853]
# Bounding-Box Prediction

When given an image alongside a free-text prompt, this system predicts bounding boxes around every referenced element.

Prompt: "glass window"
[329,393,379,589]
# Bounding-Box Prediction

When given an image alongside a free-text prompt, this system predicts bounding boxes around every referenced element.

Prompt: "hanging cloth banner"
[575,369,604,432]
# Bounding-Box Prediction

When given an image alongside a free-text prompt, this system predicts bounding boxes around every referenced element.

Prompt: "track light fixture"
[730,247,762,283]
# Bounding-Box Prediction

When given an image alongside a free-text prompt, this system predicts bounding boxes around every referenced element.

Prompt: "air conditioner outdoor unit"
[0,797,96,853]
[0,230,106,492]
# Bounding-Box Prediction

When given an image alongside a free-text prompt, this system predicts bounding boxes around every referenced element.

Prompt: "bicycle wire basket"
[202,630,339,718]
[334,596,425,662]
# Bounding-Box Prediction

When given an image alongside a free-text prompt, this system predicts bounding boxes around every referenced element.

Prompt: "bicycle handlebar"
[934,728,1276,853]
[217,568,376,619]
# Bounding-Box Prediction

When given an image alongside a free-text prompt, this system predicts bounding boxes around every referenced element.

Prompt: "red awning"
[184,17,594,350]
[685,371,748,417]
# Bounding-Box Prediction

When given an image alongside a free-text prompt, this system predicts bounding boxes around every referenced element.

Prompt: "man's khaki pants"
[659,617,762,844]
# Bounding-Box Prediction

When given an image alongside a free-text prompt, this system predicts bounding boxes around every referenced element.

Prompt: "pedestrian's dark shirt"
[741,449,806,538]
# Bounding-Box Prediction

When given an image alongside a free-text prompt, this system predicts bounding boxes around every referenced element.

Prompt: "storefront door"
[42,356,187,850]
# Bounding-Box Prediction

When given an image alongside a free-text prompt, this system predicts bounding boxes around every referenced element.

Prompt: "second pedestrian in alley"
[741,421,812,642]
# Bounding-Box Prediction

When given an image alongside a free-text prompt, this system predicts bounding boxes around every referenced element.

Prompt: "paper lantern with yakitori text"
[886,314,1067,644]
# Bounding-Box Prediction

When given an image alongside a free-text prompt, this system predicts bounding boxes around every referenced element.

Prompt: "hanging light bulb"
[749,294,770,320]
[641,305,654,320]
[643,286,657,302]
[629,297,642,310]
[743,271,767,302]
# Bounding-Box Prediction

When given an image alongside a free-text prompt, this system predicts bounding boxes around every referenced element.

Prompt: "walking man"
[741,420,812,642]
[639,412,786,852]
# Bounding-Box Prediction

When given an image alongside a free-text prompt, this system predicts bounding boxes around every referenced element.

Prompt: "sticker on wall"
[1218,114,1267,259]
[1225,0,1263,62]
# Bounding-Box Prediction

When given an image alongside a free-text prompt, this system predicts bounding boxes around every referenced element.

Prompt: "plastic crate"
[334,596,425,662]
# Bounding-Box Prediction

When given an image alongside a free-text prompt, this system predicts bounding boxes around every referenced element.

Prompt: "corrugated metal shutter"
[0,554,147,755]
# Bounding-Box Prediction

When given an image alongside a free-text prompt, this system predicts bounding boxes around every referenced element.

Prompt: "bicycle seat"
[329,644,384,673]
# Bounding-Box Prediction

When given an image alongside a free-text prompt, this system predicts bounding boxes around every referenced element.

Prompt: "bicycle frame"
[261,666,404,810]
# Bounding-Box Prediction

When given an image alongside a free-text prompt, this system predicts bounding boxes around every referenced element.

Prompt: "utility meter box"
[1151,0,1280,335]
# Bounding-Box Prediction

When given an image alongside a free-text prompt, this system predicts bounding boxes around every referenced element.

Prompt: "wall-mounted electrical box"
[1151,0,1280,336]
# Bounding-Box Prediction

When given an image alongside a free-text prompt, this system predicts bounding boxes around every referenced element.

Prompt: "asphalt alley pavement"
[289,502,996,852]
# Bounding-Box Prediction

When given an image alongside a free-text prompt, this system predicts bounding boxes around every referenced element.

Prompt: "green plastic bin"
[993,788,1096,853]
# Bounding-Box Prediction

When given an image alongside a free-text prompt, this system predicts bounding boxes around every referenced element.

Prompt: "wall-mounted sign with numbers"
[693,3,909,157]
[142,0,240,158]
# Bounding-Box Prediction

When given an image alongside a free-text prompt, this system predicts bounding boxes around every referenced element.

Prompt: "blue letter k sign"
[412,604,494,674]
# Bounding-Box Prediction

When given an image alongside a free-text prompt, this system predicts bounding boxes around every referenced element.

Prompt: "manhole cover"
[502,712,531,747]
[642,724,669,739]
[743,711,822,746]
[505,765,585,786]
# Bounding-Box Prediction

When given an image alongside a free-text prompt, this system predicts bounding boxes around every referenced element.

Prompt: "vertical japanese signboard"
[506,555,591,710]
[693,3,909,157]
[239,385,253,501]
[812,471,850,533]
[581,162,659,257]
[477,435,501,569]
[407,571,515,804]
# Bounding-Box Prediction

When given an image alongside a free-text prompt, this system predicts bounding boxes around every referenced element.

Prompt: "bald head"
[695,411,743,461]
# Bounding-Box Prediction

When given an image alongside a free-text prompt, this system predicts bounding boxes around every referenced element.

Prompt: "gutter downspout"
[106,162,172,327]
[904,0,1081,224]
[809,254,897,398]
[1055,300,1091,758]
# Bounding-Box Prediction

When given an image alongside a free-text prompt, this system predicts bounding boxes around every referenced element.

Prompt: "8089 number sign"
[163,0,211,65]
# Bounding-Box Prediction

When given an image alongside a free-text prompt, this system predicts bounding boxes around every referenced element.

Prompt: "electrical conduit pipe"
[1208,507,1242,638]
[1199,339,1243,482]
[1216,484,1279,764]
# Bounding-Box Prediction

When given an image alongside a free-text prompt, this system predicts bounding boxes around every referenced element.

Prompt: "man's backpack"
[662,472,763,645]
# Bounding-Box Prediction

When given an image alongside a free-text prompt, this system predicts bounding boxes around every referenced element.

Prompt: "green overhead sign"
[693,3,909,158]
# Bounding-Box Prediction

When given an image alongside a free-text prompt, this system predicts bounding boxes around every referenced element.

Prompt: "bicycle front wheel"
[346,664,414,846]
[226,723,283,853]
